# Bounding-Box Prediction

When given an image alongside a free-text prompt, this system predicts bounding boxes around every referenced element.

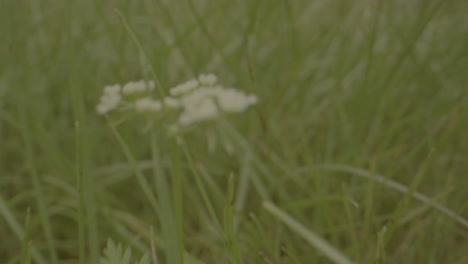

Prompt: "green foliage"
[0,0,467,263]
[100,239,151,264]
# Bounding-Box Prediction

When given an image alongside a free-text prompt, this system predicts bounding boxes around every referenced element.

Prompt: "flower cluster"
[96,73,258,128]
[96,80,156,115]
[122,80,155,95]
[96,84,122,115]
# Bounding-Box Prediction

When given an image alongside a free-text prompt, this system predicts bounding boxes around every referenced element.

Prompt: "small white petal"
[198,73,218,86]
[96,93,121,115]
[170,79,199,96]
[96,104,108,114]
[178,98,219,126]
[122,80,147,95]
[104,84,121,95]
[215,89,256,113]
[134,97,163,113]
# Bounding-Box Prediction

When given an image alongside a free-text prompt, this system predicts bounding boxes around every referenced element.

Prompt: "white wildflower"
[179,98,219,126]
[169,79,199,96]
[122,80,155,95]
[134,97,163,113]
[180,86,218,107]
[103,84,121,95]
[198,73,218,86]
[97,75,258,127]
[215,88,257,113]
[175,84,257,126]
[163,97,181,109]
[96,93,121,115]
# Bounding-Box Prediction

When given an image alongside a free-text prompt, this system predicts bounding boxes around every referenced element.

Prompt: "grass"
[1,0,467,263]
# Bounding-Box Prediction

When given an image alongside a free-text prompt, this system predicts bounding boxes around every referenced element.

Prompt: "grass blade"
[18,102,58,264]
[0,196,46,264]
[316,164,468,228]
[263,201,355,264]
[20,208,32,264]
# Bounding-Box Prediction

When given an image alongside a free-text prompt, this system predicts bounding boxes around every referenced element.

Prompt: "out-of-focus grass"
[1,0,467,263]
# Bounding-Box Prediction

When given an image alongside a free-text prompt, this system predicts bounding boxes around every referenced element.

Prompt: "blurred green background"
[1,0,467,263]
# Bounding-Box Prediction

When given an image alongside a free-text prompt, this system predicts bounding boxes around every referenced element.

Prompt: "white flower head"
[163,97,181,109]
[174,80,258,126]
[178,98,219,126]
[180,86,217,107]
[103,84,121,95]
[198,73,218,86]
[96,93,121,115]
[215,88,258,113]
[122,80,155,95]
[169,79,199,96]
[134,97,163,113]
[96,75,258,128]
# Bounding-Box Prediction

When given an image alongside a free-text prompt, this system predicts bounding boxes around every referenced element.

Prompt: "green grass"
[1,0,467,263]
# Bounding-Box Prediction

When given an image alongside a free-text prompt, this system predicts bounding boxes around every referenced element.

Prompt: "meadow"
[1,0,467,263]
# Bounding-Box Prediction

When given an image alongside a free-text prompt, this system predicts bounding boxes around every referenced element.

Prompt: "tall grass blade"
[0,196,46,264]
[20,208,32,264]
[316,164,468,228]
[263,201,355,264]
[18,102,58,264]
[75,121,87,264]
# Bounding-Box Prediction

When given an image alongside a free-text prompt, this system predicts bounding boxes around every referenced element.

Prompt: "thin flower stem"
[150,125,182,264]
[170,139,185,260]
[220,120,270,201]
[107,118,160,216]
[74,121,86,264]
[223,175,244,264]
[181,142,224,234]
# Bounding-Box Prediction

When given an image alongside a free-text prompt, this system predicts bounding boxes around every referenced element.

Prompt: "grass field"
[1,0,467,263]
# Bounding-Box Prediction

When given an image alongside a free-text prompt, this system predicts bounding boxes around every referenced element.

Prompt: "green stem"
[150,126,182,264]
[171,139,185,261]
[75,121,87,264]
[0,196,45,264]
[181,142,223,234]
[108,120,160,215]
[18,104,58,264]
[20,208,31,264]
